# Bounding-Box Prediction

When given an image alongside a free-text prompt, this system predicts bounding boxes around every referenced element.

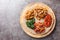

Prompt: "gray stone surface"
[0,0,60,40]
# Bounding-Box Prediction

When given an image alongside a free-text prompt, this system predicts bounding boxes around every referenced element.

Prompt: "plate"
[20,3,56,38]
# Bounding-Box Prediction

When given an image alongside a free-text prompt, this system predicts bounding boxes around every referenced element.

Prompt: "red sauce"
[44,14,52,27]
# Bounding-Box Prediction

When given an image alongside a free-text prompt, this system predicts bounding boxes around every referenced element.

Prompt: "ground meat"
[34,22,45,33]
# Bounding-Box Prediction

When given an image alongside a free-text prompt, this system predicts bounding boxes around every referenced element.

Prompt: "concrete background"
[0,0,60,40]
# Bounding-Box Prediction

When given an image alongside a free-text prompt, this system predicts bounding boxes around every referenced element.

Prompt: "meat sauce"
[34,22,45,33]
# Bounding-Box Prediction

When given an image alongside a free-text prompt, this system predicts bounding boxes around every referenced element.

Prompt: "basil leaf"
[26,18,35,29]
[30,24,34,29]
[30,18,35,25]
[26,21,31,27]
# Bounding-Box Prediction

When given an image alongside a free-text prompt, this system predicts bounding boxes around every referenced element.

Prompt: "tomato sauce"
[44,14,52,27]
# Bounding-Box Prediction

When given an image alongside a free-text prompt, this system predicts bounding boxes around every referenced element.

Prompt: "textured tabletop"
[0,0,60,40]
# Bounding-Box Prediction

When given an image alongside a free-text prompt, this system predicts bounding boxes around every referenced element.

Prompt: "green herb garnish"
[26,18,35,29]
